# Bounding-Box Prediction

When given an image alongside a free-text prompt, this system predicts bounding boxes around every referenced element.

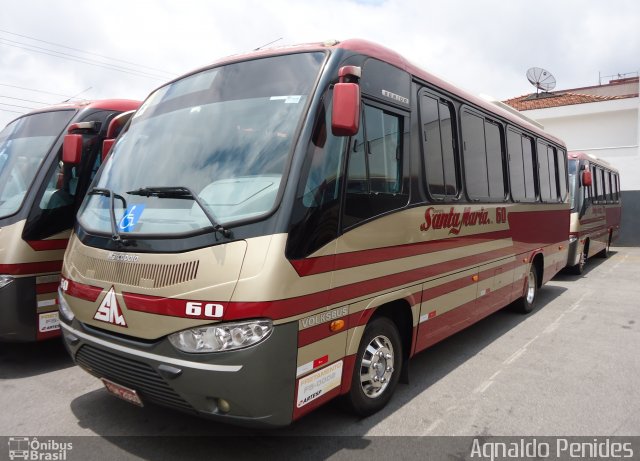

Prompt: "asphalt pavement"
[1,247,638,459]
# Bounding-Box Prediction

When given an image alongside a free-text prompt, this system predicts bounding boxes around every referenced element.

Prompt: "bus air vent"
[71,254,200,288]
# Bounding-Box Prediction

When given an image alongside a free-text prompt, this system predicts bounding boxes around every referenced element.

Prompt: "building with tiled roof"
[503,76,639,245]
[504,92,627,111]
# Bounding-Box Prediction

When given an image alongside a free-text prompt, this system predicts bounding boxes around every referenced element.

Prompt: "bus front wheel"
[347,317,402,417]
[571,249,587,275]
[516,265,538,314]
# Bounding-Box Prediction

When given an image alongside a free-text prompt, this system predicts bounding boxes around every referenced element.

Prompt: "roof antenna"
[62,86,92,102]
[254,37,283,51]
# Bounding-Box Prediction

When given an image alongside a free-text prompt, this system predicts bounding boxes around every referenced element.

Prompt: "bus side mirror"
[331,83,360,136]
[581,170,592,187]
[62,134,83,165]
[102,139,115,160]
[102,110,136,160]
[331,65,362,137]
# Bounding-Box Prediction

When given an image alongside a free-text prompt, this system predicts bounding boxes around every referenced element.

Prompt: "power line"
[0,38,170,81]
[0,101,38,110]
[0,82,76,99]
[0,28,177,77]
[0,94,52,105]
[0,108,25,115]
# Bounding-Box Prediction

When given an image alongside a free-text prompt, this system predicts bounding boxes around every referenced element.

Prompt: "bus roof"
[5,99,140,126]
[568,151,618,171]
[169,39,565,148]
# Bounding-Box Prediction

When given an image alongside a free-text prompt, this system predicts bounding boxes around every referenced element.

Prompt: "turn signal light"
[330,320,345,332]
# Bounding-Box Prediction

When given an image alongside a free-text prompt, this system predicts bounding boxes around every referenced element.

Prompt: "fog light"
[217,398,231,414]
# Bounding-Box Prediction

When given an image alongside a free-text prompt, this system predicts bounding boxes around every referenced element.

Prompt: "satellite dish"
[526,67,556,95]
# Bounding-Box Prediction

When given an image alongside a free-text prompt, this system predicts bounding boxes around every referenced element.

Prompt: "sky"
[0,0,638,127]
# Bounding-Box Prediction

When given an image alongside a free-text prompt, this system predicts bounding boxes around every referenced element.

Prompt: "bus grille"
[75,345,194,413]
[71,254,199,288]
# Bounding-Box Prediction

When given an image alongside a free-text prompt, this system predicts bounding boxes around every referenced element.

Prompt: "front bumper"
[61,318,298,427]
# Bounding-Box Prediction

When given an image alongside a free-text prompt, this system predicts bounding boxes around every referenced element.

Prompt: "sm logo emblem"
[94,286,128,327]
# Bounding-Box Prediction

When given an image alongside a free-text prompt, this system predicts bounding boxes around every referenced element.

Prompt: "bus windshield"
[78,52,325,237]
[0,110,75,218]
[568,159,579,210]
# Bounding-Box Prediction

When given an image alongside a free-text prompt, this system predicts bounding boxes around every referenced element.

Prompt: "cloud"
[1,0,638,127]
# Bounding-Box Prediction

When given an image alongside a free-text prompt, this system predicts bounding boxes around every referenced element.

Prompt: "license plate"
[101,378,144,407]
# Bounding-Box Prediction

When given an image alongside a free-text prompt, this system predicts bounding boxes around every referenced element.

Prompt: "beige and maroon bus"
[0,100,140,341]
[566,151,621,274]
[57,40,569,426]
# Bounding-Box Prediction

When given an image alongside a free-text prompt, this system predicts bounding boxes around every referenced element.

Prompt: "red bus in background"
[0,100,140,341]
[566,151,622,274]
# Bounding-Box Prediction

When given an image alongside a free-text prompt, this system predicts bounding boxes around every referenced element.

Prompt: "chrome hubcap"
[359,335,395,398]
[526,270,536,304]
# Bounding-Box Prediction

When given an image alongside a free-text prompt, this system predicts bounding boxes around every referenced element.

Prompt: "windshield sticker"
[269,95,302,104]
[118,204,146,232]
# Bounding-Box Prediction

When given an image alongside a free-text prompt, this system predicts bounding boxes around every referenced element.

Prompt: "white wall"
[522,97,640,190]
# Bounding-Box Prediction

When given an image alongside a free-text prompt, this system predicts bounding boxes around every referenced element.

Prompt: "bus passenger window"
[557,149,567,200]
[420,94,458,199]
[547,146,558,201]
[538,141,551,202]
[462,112,505,201]
[485,121,504,199]
[462,112,488,199]
[605,171,612,203]
[507,129,525,200]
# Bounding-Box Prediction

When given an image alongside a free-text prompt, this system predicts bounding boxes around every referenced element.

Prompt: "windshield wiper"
[87,188,128,241]
[126,186,232,238]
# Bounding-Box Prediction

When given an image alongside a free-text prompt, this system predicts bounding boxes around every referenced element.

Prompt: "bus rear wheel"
[347,317,402,417]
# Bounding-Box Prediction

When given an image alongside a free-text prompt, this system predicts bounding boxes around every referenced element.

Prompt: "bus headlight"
[0,275,14,289]
[58,287,75,323]
[168,319,273,353]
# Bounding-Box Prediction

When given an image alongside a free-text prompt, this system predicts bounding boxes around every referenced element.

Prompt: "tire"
[515,264,538,314]
[347,317,402,417]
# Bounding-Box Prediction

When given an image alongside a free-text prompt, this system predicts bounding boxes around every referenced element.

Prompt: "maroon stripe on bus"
[109,245,516,322]
[123,293,226,320]
[0,261,62,275]
[65,280,103,302]
[289,229,513,276]
[507,209,569,245]
[26,239,69,251]
[415,282,514,352]
[36,282,61,294]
